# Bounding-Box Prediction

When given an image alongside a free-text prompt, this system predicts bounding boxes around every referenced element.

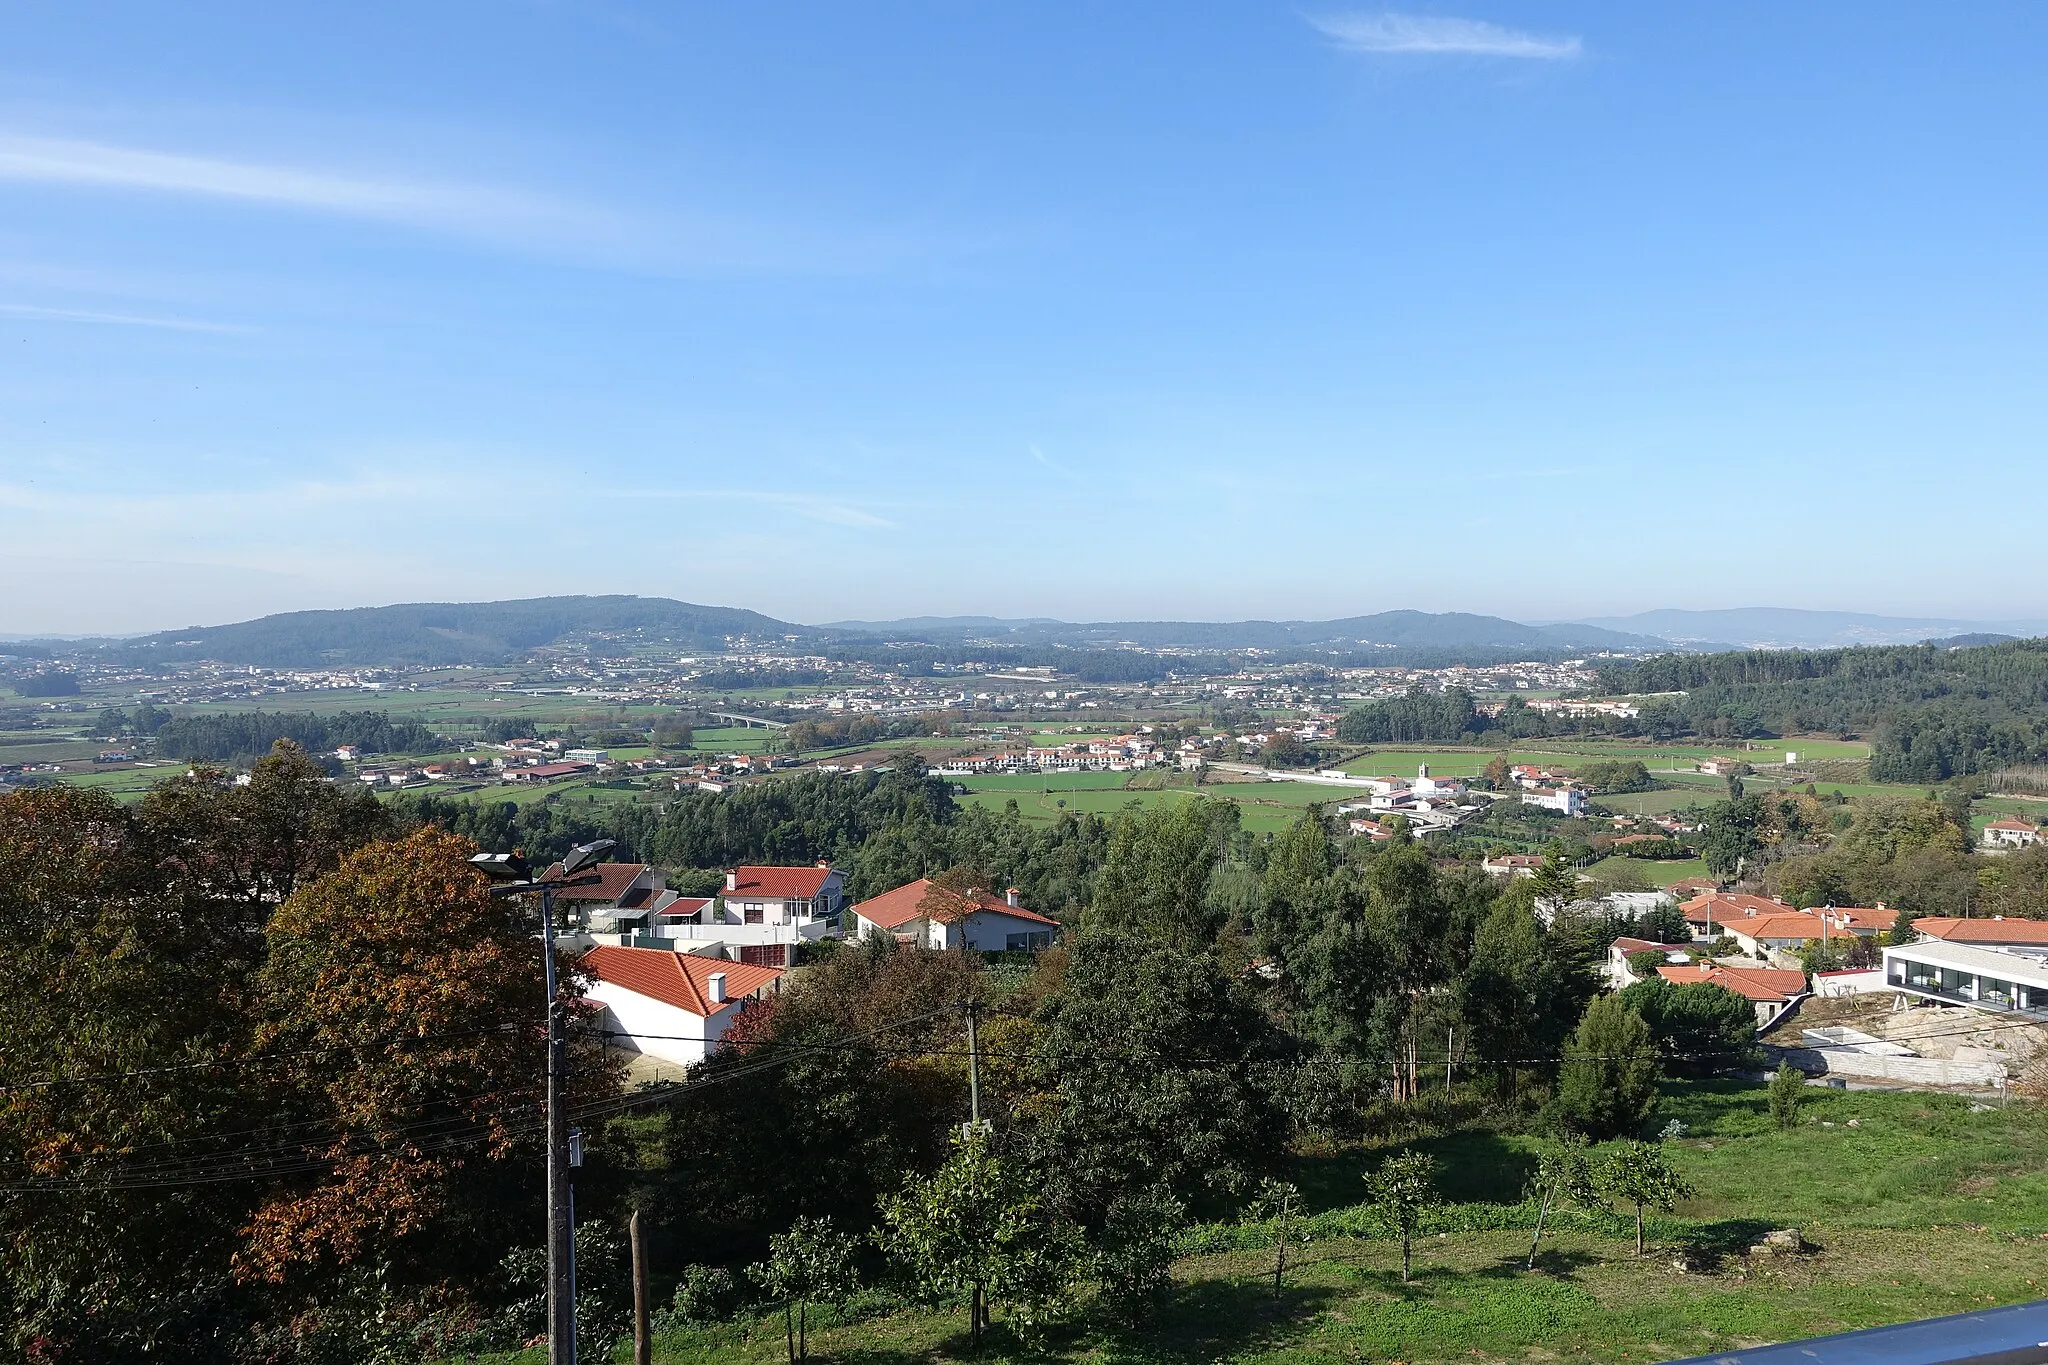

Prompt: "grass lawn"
[1586,854,1712,887]
[442,1084,2048,1364]
[1589,787,1710,817]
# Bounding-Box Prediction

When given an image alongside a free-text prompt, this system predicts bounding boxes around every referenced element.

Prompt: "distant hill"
[828,610,1663,652]
[107,596,810,667]
[78,600,1669,667]
[1563,607,1996,650]
[1925,632,2017,648]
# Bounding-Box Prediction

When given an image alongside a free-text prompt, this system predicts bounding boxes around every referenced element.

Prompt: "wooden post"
[630,1207,650,1365]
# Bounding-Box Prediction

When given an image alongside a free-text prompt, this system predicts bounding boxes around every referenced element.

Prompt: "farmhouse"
[1483,853,1545,878]
[849,879,1059,952]
[579,945,782,1066]
[1983,818,2042,849]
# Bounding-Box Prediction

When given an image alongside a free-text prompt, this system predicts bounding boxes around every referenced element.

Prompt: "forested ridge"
[156,709,440,764]
[1595,638,2048,780]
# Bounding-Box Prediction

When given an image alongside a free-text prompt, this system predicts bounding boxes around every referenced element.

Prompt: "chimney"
[707,971,726,1004]
[725,870,738,891]
[1006,887,1021,908]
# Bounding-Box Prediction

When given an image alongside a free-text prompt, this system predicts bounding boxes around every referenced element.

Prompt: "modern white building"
[1883,939,2048,1016]
[1520,786,1587,817]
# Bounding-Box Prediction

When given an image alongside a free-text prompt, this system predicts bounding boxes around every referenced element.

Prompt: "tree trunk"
[799,1299,808,1363]
[784,1301,796,1365]
[1636,1202,1646,1256]
[1401,1233,1412,1283]
[1527,1189,1552,1270]
[971,1283,983,1348]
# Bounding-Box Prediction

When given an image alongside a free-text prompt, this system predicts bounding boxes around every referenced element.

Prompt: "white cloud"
[1308,12,1581,59]
[0,133,635,256]
[0,302,248,333]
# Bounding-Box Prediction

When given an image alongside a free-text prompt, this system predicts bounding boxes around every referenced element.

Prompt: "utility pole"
[541,881,576,1365]
[965,999,982,1128]
[630,1207,650,1365]
[473,839,613,1365]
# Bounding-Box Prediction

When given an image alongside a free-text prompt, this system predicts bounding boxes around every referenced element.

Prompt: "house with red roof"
[1655,961,1808,1027]
[1982,818,2042,850]
[655,864,847,966]
[580,945,783,1066]
[849,879,1060,952]
[1909,916,2048,948]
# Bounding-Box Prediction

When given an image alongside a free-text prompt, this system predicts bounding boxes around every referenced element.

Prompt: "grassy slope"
[446,1084,2048,1365]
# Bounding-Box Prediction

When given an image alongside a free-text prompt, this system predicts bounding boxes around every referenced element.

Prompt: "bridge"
[705,711,788,730]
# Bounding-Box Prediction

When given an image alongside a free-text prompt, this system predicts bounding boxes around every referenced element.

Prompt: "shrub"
[1769,1063,1806,1129]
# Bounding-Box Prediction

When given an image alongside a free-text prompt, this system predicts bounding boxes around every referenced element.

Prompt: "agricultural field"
[953,771,1361,835]
[446,1084,2048,1365]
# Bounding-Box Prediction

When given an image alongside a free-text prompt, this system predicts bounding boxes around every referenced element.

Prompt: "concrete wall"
[1771,1044,2007,1088]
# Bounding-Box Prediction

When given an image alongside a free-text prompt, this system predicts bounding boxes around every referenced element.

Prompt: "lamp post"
[472,838,615,1365]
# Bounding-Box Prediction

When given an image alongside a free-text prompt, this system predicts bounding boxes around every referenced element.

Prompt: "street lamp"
[471,838,614,1365]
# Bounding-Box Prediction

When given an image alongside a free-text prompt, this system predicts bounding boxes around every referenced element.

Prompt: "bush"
[1550,994,1660,1139]
[661,1264,742,1326]
[1769,1063,1806,1129]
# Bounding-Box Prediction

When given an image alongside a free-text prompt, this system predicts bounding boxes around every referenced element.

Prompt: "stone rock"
[1752,1229,1807,1256]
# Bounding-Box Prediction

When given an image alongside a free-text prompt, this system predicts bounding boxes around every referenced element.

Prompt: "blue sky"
[3,3,2044,634]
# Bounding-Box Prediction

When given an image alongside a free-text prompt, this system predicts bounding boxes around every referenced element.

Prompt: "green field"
[1339,738,1873,782]
[1585,854,1712,887]
[444,1083,2048,1365]
[954,772,1366,835]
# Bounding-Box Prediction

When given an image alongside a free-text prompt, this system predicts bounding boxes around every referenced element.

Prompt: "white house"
[1983,818,2042,850]
[850,879,1060,952]
[1521,787,1587,817]
[580,945,783,1066]
[657,864,848,967]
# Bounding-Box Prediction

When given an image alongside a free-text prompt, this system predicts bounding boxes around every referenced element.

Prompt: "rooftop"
[582,945,783,1016]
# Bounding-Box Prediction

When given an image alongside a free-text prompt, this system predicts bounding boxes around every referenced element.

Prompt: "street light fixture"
[470,838,614,1365]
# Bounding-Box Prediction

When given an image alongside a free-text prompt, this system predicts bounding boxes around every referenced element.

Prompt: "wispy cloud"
[1308,12,1581,59]
[0,133,635,256]
[0,302,249,333]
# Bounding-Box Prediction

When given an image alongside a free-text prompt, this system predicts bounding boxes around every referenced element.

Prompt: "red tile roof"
[654,897,714,921]
[582,945,782,1016]
[1656,962,1806,1002]
[1828,905,1898,932]
[727,866,836,899]
[1987,818,2038,832]
[1910,916,2048,946]
[1681,892,1786,924]
[540,862,651,902]
[851,878,1060,931]
[1726,912,1832,942]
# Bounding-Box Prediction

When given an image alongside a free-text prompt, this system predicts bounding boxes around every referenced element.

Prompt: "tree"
[1702,794,1767,881]
[1768,1063,1806,1130]
[1459,895,1594,1097]
[1618,978,1760,1077]
[1254,1179,1305,1294]
[1090,799,1233,946]
[749,1215,858,1364]
[1362,1150,1438,1282]
[1527,848,1578,922]
[1597,1139,1696,1255]
[1551,994,1659,1139]
[1525,1135,1597,1269]
[239,827,607,1283]
[1263,730,1308,769]
[1030,931,1284,1263]
[877,1130,1080,1347]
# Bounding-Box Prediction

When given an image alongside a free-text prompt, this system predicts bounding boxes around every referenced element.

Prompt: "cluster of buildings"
[932,732,1174,776]
[565,860,1061,1067]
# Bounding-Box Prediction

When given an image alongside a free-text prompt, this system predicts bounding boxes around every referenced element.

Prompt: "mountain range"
[38,597,2047,668]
